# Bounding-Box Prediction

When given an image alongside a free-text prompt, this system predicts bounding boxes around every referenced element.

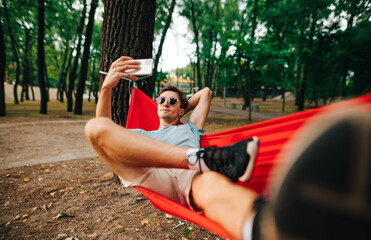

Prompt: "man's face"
[157,91,185,121]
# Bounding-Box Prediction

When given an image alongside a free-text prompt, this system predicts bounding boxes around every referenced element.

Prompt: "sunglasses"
[156,96,179,106]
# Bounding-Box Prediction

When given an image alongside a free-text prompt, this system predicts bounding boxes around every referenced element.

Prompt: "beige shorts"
[120,168,198,207]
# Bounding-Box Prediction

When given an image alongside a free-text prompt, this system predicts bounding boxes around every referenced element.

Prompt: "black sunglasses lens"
[169,97,177,105]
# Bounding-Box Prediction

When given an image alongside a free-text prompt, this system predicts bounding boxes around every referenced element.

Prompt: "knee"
[193,171,231,200]
[84,117,113,142]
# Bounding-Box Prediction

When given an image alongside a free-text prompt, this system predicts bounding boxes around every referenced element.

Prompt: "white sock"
[187,148,211,173]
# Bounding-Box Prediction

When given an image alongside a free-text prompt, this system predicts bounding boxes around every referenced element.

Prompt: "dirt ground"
[0,112,258,240]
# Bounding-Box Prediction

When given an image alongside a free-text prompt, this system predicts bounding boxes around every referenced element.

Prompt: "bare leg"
[84,117,188,181]
[191,171,258,240]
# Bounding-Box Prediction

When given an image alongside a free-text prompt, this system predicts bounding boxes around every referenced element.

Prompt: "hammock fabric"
[126,88,371,239]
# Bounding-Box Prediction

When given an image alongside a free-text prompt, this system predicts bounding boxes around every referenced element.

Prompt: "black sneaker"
[198,136,259,182]
[260,106,371,240]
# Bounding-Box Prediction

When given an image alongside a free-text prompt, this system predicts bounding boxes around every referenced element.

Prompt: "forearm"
[95,56,140,118]
[96,87,112,118]
[186,87,211,113]
[187,87,212,129]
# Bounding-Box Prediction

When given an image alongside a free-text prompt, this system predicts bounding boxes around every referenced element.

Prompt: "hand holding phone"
[125,59,153,76]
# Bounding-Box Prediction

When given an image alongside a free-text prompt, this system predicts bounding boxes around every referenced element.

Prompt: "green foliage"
[183,223,190,239]
[3,0,101,95]
[177,0,370,109]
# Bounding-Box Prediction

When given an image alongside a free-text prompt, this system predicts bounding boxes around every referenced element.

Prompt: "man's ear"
[179,108,185,117]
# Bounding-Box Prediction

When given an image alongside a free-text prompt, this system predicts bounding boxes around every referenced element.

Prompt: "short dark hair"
[159,85,189,110]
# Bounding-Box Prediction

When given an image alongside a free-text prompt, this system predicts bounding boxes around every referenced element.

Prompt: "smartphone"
[126,59,153,76]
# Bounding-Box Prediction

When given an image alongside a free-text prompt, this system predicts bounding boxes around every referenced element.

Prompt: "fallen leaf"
[42,204,48,212]
[44,169,51,172]
[30,207,38,213]
[5,221,11,227]
[140,219,149,226]
[24,178,30,182]
[102,172,114,180]
[165,214,173,219]
[88,233,98,238]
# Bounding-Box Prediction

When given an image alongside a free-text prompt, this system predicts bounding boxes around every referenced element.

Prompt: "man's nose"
[162,99,170,106]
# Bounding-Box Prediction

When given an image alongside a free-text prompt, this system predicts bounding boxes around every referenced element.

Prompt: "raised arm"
[187,87,212,129]
[96,56,140,118]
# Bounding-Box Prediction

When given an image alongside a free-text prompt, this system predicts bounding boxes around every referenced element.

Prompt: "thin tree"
[0,15,6,116]
[99,0,156,125]
[67,0,87,112]
[21,28,31,101]
[3,0,19,104]
[74,0,98,115]
[37,0,47,114]
[153,0,176,87]
[189,0,202,89]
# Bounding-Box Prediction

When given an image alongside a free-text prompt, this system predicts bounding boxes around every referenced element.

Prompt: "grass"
[1,95,301,124]
[1,99,96,121]
[211,96,298,114]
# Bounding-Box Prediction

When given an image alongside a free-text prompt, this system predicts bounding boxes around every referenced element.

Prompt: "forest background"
[0,0,370,117]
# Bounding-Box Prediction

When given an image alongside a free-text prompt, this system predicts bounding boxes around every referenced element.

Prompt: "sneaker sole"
[239,136,260,182]
[261,105,371,240]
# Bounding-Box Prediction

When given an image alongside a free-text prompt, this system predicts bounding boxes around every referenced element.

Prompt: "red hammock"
[126,88,371,239]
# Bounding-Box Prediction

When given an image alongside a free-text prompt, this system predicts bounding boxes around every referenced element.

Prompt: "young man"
[85,56,259,223]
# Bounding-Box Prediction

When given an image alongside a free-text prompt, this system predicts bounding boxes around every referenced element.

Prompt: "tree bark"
[38,0,47,114]
[0,15,6,116]
[3,0,19,104]
[99,0,156,125]
[153,0,176,86]
[74,0,98,115]
[67,0,87,112]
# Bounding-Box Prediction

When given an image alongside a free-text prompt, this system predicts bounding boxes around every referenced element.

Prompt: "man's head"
[157,85,189,122]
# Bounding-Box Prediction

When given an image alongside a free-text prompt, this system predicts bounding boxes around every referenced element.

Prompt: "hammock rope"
[126,88,371,239]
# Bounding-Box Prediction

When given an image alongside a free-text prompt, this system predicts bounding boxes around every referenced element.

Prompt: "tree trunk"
[74,0,98,115]
[68,0,87,112]
[190,0,202,89]
[99,0,156,125]
[58,48,69,102]
[244,0,259,120]
[262,87,268,101]
[153,0,176,85]
[21,28,31,101]
[38,0,47,114]
[44,63,50,101]
[3,0,19,104]
[0,15,6,116]
[295,63,301,106]
[30,60,35,101]
[298,13,317,111]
